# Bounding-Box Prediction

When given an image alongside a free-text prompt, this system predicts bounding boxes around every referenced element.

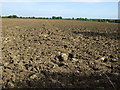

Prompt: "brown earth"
[1,19,120,89]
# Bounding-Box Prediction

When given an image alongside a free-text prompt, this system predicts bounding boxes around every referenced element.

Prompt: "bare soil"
[1,19,120,89]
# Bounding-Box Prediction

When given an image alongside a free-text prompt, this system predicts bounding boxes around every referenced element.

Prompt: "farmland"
[2,19,120,89]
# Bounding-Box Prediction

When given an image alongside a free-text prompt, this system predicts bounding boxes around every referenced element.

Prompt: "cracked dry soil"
[1,19,120,89]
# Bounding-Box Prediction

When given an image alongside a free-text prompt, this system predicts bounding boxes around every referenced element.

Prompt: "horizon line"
[1,15,119,19]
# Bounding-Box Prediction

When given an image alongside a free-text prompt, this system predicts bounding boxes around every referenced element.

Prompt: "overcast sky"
[1,0,119,19]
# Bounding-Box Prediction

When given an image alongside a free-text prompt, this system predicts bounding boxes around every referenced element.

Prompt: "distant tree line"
[1,15,120,23]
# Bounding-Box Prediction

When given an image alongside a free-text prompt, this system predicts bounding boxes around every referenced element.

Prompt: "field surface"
[2,19,120,89]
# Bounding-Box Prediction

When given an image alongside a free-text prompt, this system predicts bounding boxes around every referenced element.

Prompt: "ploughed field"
[2,19,120,89]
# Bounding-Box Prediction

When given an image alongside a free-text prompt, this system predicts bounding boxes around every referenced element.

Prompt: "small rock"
[106,65,113,69]
[30,74,37,79]
[100,57,108,62]
[110,59,118,62]
[114,73,119,76]
[72,58,78,61]
[15,26,19,29]
[101,57,106,61]
[58,52,61,56]
[76,71,80,73]
[4,62,9,66]
[61,53,68,61]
